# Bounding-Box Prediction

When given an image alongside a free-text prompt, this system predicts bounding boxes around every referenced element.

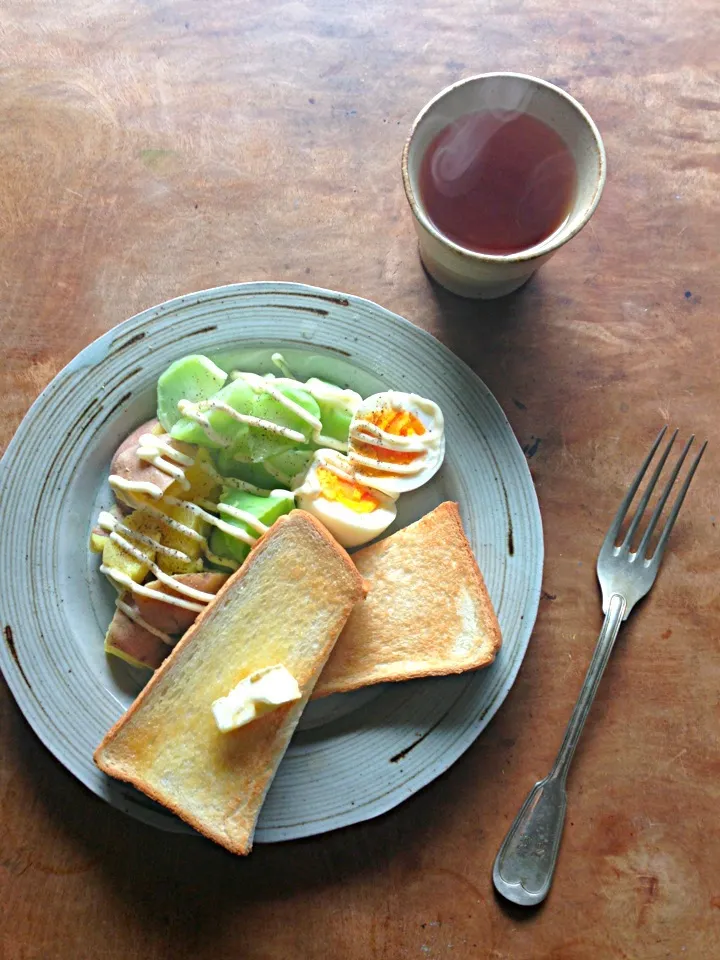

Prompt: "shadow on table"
[421,265,543,402]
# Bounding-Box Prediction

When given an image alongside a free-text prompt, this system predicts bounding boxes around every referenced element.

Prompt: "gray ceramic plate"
[0,282,542,842]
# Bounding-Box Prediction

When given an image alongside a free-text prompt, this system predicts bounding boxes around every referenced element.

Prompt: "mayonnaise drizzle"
[350,421,431,452]
[113,486,272,551]
[163,496,258,546]
[348,416,443,476]
[136,433,193,490]
[116,598,174,646]
[236,372,322,429]
[100,566,206,612]
[214,502,269,535]
[348,452,428,475]
[176,400,231,447]
[199,455,295,500]
[129,500,204,542]
[271,352,295,377]
[313,432,347,452]
[178,397,306,444]
[313,452,356,483]
[140,434,194,466]
[292,449,392,513]
[269,356,362,424]
[115,497,240,570]
[230,365,359,452]
[213,396,307,442]
[98,512,191,562]
[108,531,216,601]
[109,475,164,500]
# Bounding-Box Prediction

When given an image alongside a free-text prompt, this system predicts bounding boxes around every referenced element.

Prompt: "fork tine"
[636,434,694,558]
[622,429,678,550]
[604,426,667,546]
[648,438,707,563]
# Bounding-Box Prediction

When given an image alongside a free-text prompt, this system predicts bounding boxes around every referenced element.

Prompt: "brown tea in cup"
[418,109,577,255]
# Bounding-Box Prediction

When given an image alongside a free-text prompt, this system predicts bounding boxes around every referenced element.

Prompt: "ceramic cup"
[401,73,607,299]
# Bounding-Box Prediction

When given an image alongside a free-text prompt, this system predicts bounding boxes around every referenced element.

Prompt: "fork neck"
[549,593,627,784]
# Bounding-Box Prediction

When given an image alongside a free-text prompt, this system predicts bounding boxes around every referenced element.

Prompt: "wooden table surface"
[2,1,719,957]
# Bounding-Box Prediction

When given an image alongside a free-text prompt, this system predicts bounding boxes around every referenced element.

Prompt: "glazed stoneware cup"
[402,73,607,299]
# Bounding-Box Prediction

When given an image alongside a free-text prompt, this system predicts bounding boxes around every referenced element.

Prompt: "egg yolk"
[317,466,381,514]
[355,406,426,467]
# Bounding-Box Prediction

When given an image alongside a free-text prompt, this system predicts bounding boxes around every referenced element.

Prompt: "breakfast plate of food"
[0,282,542,852]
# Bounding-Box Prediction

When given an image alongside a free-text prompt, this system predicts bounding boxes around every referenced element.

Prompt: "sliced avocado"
[213,450,284,490]
[157,355,227,432]
[317,404,353,444]
[246,386,321,461]
[170,377,254,449]
[264,447,315,485]
[305,377,359,444]
[208,528,241,566]
[210,489,294,563]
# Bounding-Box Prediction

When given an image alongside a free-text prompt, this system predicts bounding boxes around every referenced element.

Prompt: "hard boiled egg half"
[293,450,397,548]
[347,391,445,496]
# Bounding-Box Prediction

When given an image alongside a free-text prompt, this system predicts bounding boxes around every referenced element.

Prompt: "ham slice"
[105,572,229,670]
[110,419,195,508]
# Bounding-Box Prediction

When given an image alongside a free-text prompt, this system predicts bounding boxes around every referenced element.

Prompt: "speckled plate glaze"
[0,282,542,842]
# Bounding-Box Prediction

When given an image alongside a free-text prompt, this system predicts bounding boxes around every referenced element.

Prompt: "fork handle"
[493,593,626,906]
[550,592,626,779]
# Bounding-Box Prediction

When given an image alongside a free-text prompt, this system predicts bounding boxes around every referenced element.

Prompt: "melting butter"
[212,665,301,733]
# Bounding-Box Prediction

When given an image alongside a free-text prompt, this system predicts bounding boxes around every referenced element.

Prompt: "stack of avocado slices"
[156,355,354,566]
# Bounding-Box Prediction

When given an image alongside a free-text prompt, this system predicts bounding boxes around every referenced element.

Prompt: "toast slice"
[313,501,501,698]
[94,510,366,855]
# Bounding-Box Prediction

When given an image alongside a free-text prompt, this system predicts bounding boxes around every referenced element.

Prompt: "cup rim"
[401,72,607,264]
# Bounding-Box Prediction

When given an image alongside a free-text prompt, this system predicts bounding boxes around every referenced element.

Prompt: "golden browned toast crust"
[314,501,502,698]
[94,510,366,854]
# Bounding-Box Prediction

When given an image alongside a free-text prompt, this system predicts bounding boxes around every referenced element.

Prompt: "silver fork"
[493,427,707,907]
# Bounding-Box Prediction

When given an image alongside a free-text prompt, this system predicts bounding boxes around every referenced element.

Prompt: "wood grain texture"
[1,1,719,958]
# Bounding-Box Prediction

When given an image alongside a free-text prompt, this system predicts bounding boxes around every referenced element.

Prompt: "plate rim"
[0,280,543,841]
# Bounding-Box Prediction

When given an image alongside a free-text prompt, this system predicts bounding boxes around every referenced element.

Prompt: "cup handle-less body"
[401,72,607,300]
[412,224,547,299]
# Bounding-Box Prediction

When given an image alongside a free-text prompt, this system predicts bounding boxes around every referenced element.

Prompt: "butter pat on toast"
[94,510,366,855]
[314,501,501,698]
